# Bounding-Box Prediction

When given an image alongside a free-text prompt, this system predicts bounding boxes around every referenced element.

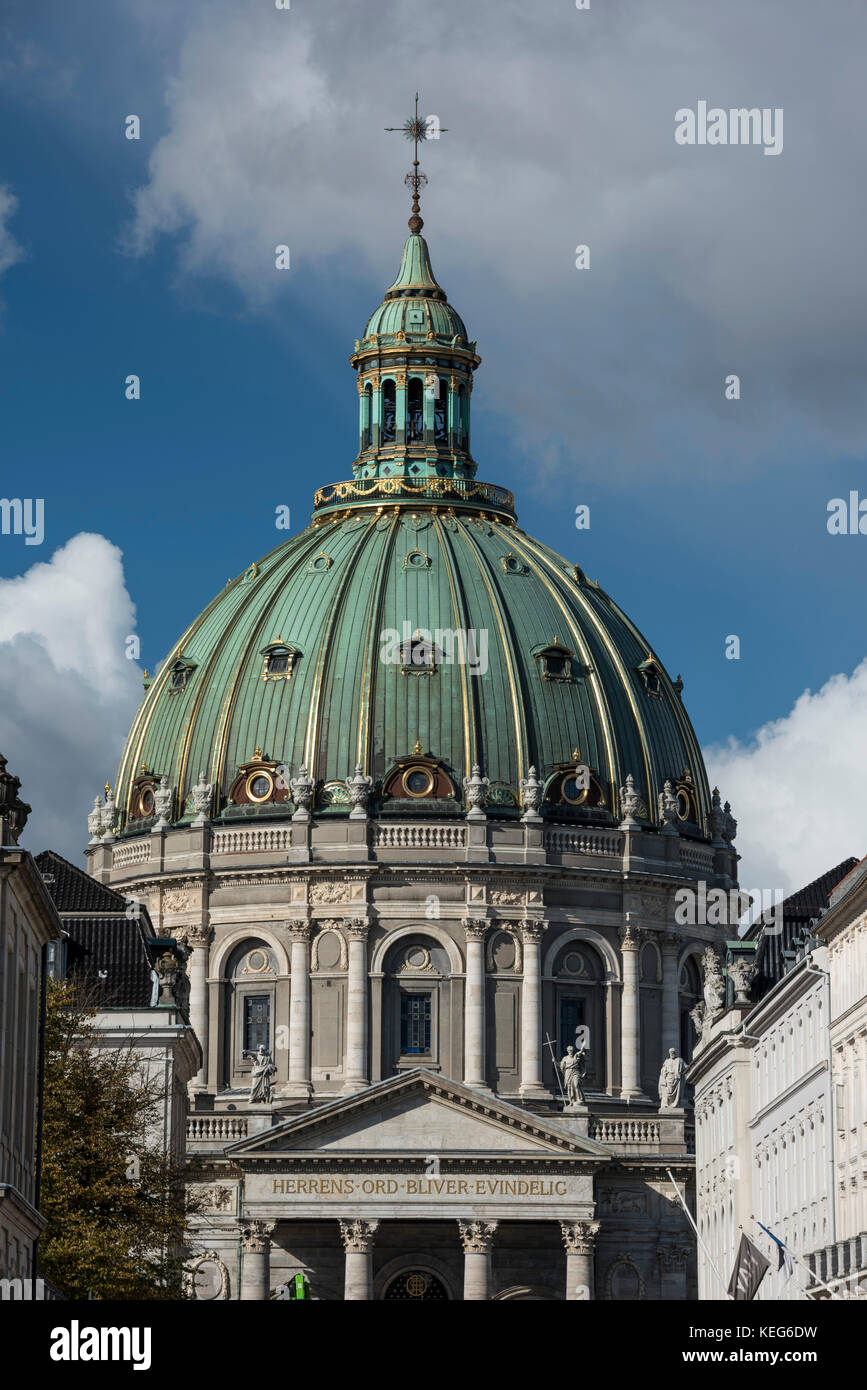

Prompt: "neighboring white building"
[688,860,867,1300]
[36,851,200,1182]
[0,756,61,1282]
[816,855,867,1279]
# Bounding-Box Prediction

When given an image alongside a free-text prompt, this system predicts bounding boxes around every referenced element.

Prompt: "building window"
[400,991,431,1054]
[363,382,372,448]
[168,657,196,693]
[533,640,574,683]
[260,639,300,682]
[559,996,585,1050]
[244,995,271,1054]
[407,378,424,442]
[400,632,438,676]
[382,379,396,442]
[434,382,448,442]
[459,385,468,448]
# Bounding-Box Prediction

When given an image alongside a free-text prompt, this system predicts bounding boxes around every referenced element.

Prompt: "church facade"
[85,179,741,1299]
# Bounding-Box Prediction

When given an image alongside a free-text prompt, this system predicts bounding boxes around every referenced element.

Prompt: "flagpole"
[749,1217,845,1302]
[666,1168,732,1299]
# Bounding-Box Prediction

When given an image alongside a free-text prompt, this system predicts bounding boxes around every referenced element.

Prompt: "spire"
[385,94,447,235]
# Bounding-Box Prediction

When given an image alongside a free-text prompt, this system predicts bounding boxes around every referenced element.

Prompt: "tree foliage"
[39,978,198,1299]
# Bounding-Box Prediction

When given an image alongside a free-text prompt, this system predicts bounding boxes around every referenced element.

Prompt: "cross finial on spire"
[385,94,447,234]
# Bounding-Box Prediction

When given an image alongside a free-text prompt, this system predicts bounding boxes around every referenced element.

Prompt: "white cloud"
[0,534,143,863]
[0,184,23,279]
[123,0,867,476]
[704,661,867,897]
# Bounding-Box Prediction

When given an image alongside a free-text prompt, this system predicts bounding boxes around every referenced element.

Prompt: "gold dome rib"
[455,517,526,784]
[432,514,475,771]
[355,511,401,770]
[604,597,711,830]
[303,517,384,774]
[117,596,223,819]
[509,531,655,809]
[500,527,619,796]
[210,524,341,796]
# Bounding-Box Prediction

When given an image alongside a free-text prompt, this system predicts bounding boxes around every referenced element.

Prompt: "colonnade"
[238,1217,601,1301]
[186,917,687,1100]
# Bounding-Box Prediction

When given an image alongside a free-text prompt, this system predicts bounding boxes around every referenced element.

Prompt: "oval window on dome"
[403,767,434,798]
[562,776,589,805]
[246,772,274,803]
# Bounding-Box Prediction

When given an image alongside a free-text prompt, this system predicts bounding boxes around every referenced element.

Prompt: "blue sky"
[1,0,866,887]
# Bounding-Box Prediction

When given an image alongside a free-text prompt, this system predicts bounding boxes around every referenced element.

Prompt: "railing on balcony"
[544,828,622,858]
[373,823,467,850]
[212,826,293,855]
[187,1115,248,1143]
[590,1118,661,1145]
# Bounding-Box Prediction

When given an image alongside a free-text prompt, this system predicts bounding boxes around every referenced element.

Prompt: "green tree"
[39,978,199,1299]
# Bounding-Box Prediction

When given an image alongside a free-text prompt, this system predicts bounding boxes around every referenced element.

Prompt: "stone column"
[462,919,488,1089]
[340,1219,379,1300]
[458,1220,498,1300]
[343,918,369,1092]
[619,919,644,1098]
[287,922,313,1098]
[661,930,681,1055]
[185,925,212,1093]
[561,1219,600,1300]
[520,920,548,1098]
[239,1220,276,1300]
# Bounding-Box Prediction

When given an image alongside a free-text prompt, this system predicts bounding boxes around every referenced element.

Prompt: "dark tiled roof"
[35,849,157,1008]
[750,857,858,999]
[64,917,156,1009]
[34,849,132,914]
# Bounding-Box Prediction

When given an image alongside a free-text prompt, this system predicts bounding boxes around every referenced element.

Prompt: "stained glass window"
[400,992,431,1054]
[244,995,270,1053]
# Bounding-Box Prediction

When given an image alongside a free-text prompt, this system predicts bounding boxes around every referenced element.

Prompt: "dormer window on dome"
[533,639,573,683]
[401,630,439,676]
[260,639,301,682]
[638,657,663,697]
[168,656,196,693]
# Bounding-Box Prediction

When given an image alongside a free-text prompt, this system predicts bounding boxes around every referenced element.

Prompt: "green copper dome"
[112,230,712,839]
[360,234,469,344]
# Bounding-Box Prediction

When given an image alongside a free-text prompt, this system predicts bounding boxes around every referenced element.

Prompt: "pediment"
[227,1070,610,1160]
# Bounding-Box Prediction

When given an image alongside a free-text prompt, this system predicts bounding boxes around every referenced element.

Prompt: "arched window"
[679,955,702,1062]
[363,382,372,448]
[459,385,468,448]
[382,935,452,1074]
[434,380,448,443]
[548,942,607,1093]
[407,378,424,442]
[382,379,396,443]
[222,939,277,1091]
